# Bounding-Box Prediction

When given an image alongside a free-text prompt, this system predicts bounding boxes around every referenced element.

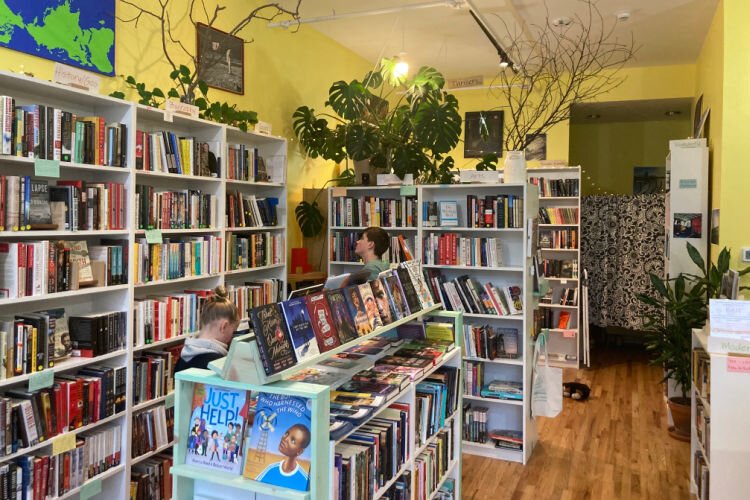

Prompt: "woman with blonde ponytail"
[175,286,240,371]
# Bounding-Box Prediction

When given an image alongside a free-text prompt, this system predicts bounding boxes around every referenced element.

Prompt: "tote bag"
[531,332,563,418]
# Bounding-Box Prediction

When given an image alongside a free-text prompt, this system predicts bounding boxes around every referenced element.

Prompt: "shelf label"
[727,356,750,373]
[163,110,174,123]
[165,392,175,409]
[679,179,697,189]
[165,99,199,118]
[53,63,100,92]
[331,187,347,197]
[28,370,54,392]
[400,185,417,196]
[80,478,102,500]
[562,329,576,338]
[52,432,77,455]
[34,159,60,178]
[145,229,163,244]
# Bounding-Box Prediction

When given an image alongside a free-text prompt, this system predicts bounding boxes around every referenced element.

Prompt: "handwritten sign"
[34,159,60,178]
[165,392,175,409]
[52,432,77,455]
[400,185,417,196]
[145,229,163,244]
[255,120,272,136]
[331,187,347,198]
[163,111,174,123]
[727,356,750,373]
[28,370,54,392]
[447,75,484,89]
[80,478,102,500]
[165,99,199,118]
[53,63,100,92]
[562,330,576,338]
[709,299,750,336]
[708,336,750,355]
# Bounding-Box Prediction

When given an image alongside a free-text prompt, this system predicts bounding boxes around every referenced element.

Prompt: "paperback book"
[249,303,296,375]
[280,297,321,362]
[370,278,394,325]
[344,285,373,336]
[357,283,383,330]
[304,292,341,352]
[326,289,358,343]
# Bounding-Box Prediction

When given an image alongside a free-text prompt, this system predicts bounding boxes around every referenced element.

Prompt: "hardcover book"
[395,267,423,314]
[304,293,341,352]
[383,271,410,319]
[357,283,383,331]
[343,286,372,336]
[280,297,320,362]
[185,383,249,475]
[402,260,434,308]
[28,180,52,227]
[370,278,394,325]
[244,393,312,492]
[249,303,296,375]
[326,289,358,344]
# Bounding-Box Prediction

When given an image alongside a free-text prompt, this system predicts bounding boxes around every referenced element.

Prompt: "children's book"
[402,260,434,308]
[249,303,296,375]
[382,271,411,319]
[326,289,358,344]
[243,393,312,492]
[369,278,394,325]
[343,285,373,336]
[280,297,321,362]
[304,292,341,352]
[186,383,249,475]
[357,283,383,330]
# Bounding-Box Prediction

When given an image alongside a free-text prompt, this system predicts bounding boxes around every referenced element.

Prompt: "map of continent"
[0,0,115,75]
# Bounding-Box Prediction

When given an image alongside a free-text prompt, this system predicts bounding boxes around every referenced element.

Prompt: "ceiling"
[277,0,719,80]
[570,98,693,123]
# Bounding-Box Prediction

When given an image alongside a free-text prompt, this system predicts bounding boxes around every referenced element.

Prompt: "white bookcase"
[528,166,582,369]
[327,182,539,464]
[0,70,287,499]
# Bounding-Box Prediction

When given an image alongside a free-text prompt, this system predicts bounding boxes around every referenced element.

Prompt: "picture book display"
[186,383,250,475]
[326,289,358,343]
[244,393,312,492]
[304,292,341,352]
[249,303,296,375]
[280,297,321,362]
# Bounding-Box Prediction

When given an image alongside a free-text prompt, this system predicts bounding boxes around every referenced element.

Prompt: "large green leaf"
[379,57,408,86]
[328,80,368,120]
[649,273,670,299]
[686,241,706,274]
[409,66,445,92]
[295,200,325,238]
[390,143,431,179]
[292,107,329,158]
[345,123,380,161]
[413,94,461,154]
[321,125,347,164]
[362,71,384,89]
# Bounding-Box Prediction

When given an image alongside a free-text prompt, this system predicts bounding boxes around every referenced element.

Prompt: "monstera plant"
[292,57,462,182]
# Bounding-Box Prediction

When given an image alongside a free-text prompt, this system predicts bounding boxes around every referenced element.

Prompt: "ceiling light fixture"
[465,1,517,73]
[616,11,631,22]
[586,113,601,119]
[553,16,572,27]
[394,53,410,78]
[665,110,681,116]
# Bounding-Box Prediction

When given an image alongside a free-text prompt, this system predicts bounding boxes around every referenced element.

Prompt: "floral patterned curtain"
[581,194,665,330]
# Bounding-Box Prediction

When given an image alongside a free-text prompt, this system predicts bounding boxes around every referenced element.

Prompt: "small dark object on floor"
[563,382,591,401]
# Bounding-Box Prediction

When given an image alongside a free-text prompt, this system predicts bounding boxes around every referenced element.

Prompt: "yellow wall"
[0,1,371,251]
[570,118,691,195]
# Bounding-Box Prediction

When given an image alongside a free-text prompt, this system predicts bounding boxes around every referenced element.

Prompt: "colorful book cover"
[344,285,372,336]
[243,393,312,491]
[357,283,383,330]
[370,278,394,325]
[383,272,410,319]
[402,260,434,308]
[280,297,321,362]
[326,289,358,344]
[185,383,249,475]
[395,266,423,313]
[304,292,341,352]
[249,303,297,375]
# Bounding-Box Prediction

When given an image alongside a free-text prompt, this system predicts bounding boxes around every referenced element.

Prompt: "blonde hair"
[200,286,240,328]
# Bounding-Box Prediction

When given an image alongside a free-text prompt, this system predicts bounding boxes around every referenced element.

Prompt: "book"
[438,200,458,226]
[304,292,341,353]
[28,180,53,228]
[249,303,296,376]
[185,383,249,475]
[557,311,571,329]
[244,393,312,491]
[62,241,95,286]
[343,285,372,336]
[280,297,321,362]
[370,278,394,325]
[326,289,358,344]
[383,271,410,319]
[402,260,434,308]
[357,283,383,331]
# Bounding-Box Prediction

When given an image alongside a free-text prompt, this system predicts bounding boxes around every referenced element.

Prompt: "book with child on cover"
[185,383,250,475]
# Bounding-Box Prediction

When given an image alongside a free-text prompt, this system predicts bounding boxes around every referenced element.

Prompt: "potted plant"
[637,243,749,440]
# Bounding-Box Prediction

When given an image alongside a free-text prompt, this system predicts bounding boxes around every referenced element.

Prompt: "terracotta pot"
[667,396,691,442]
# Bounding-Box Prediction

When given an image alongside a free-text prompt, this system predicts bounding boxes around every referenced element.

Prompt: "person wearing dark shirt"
[175,286,240,372]
[356,226,390,280]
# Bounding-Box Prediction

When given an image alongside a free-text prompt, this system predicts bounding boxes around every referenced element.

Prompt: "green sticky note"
[400,185,417,196]
[28,370,54,392]
[80,478,102,500]
[34,158,60,178]
[145,229,163,244]
[165,392,175,409]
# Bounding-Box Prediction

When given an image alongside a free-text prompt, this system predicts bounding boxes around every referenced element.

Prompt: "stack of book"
[694,449,709,500]
[69,310,127,357]
[225,192,278,227]
[226,144,265,181]
[465,194,524,228]
[135,131,214,176]
[539,228,578,249]
[480,380,523,401]
[415,426,454,498]
[489,429,523,451]
[422,270,523,316]
[422,233,504,267]
[132,405,173,458]
[539,259,578,279]
[463,326,519,360]
[462,404,489,443]
[693,348,711,400]
[133,351,177,405]
[463,361,484,397]
[226,232,284,270]
[538,207,579,225]
[331,195,418,228]
[134,290,211,346]
[136,186,217,229]
[528,177,579,197]
[133,235,223,284]
[130,452,172,500]
[227,280,284,318]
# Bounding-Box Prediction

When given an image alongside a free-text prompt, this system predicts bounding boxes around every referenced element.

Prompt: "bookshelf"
[690,328,750,500]
[0,70,288,498]
[328,182,539,465]
[528,166,582,369]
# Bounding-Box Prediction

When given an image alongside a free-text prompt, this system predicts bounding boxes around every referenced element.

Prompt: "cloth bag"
[531,332,563,418]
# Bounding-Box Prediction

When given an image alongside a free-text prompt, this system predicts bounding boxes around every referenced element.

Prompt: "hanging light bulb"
[394,52,409,78]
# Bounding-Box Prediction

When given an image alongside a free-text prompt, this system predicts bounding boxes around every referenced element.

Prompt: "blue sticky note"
[400,185,417,196]
[165,392,175,409]
[679,179,697,189]
[28,370,54,392]
[145,229,163,244]
[34,158,60,178]
[80,478,102,500]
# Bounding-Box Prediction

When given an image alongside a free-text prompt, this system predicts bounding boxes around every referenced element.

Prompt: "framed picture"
[633,166,666,194]
[673,213,702,239]
[196,23,244,94]
[525,133,547,161]
[464,111,503,158]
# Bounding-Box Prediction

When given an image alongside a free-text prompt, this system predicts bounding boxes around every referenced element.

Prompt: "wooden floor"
[461,346,691,499]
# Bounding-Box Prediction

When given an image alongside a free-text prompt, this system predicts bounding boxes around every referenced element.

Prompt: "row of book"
[538,207,579,225]
[463,325,519,360]
[693,449,709,500]
[422,233,504,268]
[379,470,411,499]
[463,361,523,401]
[329,232,415,265]
[0,178,126,232]
[225,192,278,228]
[133,350,178,406]
[226,144,264,182]
[422,270,523,317]
[695,399,709,459]
[133,292,207,347]
[12,423,122,500]
[250,261,435,375]
[133,236,223,285]
[331,196,418,228]
[226,280,284,321]
[539,258,578,279]
[0,97,127,167]
[226,232,284,271]
[414,427,454,500]
[529,177,579,197]
[132,405,174,459]
[539,228,578,249]
[0,310,66,378]
[693,348,710,401]
[135,130,216,177]
[464,194,524,228]
[462,404,488,443]
[0,366,126,452]
[135,187,217,230]
[130,452,172,500]
[540,287,578,306]
[534,308,574,331]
